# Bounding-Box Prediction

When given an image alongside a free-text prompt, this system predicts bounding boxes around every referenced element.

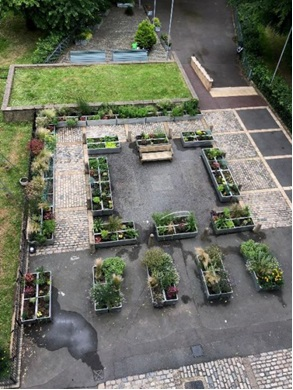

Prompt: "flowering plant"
[241,240,284,290]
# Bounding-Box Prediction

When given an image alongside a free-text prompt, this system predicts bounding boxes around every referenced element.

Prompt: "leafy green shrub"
[135,19,157,50]
[183,98,199,115]
[171,104,184,117]
[32,32,66,64]
[251,61,292,132]
[102,257,126,281]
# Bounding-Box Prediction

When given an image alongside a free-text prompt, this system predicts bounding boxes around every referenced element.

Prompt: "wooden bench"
[112,50,148,62]
[70,50,106,63]
[139,143,173,163]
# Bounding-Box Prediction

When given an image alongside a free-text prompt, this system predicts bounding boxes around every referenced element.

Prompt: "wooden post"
[253,224,262,233]
[148,233,154,247]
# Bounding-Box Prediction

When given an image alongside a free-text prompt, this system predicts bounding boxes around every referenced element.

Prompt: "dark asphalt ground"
[22,142,292,388]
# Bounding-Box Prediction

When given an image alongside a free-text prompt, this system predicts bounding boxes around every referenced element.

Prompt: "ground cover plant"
[9,63,192,106]
[0,79,31,380]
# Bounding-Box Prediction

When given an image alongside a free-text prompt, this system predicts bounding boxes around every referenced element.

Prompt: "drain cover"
[184,380,205,389]
[191,344,203,357]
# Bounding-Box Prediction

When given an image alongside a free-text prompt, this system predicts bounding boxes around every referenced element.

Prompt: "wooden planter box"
[196,256,233,301]
[199,269,233,301]
[135,134,169,150]
[153,211,198,241]
[146,267,179,308]
[41,206,55,245]
[87,118,117,126]
[92,266,122,313]
[201,149,240,202]
[94,221,138,248]
[211,214,255,235]
[21,271,52,324]
[89,157,114,215]
[87,137,121,155]
[181,130,214,148]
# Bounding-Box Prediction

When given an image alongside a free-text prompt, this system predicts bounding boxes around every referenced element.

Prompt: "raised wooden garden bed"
[211,205,255,235]
[201,148,240,202]
[87,136,121,155]
[181,130,214,147]
[21,270,52,324]
[195,247,233,301]
[152,211,198,241]
[89,157,113,215]
[93,218,139,248]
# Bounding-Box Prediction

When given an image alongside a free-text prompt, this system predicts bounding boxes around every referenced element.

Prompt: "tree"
[0,0,110,32]
[135,19,157,51]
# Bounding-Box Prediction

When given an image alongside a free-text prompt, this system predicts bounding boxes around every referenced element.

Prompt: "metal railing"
[44,34,73,64]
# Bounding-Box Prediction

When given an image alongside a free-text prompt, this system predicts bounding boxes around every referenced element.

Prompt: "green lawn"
[9,63,192,106]
[0,78,31,380]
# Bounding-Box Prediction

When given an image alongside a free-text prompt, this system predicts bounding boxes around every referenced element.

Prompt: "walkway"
[99,348,292,389]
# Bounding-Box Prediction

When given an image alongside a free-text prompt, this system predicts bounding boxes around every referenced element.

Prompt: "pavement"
[20,3,292,389]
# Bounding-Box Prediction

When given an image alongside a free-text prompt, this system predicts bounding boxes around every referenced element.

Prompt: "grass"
[0,13,43,66]
[0,12,38,381]
[0,77,31,381]
[9,63,192,106]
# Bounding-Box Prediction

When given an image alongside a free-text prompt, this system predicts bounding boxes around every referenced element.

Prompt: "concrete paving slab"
[210,87,258,97]
[236,108,280,130]
[250,131,292,156]
[266,158,292,187]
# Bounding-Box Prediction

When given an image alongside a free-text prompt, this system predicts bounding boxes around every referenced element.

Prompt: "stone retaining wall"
[190,56,213,91]
[1,62,198,122]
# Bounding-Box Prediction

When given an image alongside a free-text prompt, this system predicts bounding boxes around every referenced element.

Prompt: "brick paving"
[201,110,244,132]
[241,191,292,229]
[213,133,257,159]
[97,349,292,389]
[36,127,89,255]
[229,159,277,191]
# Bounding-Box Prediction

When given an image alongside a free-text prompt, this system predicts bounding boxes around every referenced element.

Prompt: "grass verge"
[9,63,192,106]
[0,78,31,381]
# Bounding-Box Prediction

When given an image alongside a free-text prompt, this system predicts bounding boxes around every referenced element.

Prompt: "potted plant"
[152,17,161,32]
[201,148,240,202]
[240,240,284,291]
[142,247,180,308]
[93,216,139,248]
[211,204,255,235]
[181,129,214,148]
[91,257,126,313]
[195,246,233,301]
[152,210,198,241]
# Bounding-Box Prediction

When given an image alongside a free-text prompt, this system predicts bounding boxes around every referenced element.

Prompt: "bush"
[250,60,292,132]
[27,139,44,156]
[135,19,157,50]
[32,32,66,64]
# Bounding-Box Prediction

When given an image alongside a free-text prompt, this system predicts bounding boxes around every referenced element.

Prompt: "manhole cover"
[184,380,205,389]
[191,344,203,357]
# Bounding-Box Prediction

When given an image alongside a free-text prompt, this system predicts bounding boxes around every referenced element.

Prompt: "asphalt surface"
[149,0,247,87]
[22,142,292,388]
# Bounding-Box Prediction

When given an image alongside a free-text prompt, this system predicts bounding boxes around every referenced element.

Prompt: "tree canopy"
[0,0,110,32]
[230,0,292,34]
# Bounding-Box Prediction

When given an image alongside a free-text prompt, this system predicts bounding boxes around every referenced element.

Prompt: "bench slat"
[140,151,173,162]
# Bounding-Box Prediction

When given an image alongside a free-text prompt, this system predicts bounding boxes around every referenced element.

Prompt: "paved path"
[98,348,292,389]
